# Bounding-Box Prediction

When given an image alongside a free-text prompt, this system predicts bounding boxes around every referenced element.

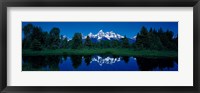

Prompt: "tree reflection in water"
[70,55,82,69]
[84,55,92,66]
[22,55,178,71]
[122,56,130,63]
[136,57,178,71]
[22,56,60,71]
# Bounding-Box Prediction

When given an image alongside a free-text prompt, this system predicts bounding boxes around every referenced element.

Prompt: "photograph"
[22,22,178,71]
[1,0,198,91]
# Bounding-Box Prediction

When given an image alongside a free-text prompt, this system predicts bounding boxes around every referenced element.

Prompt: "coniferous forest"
[22,22,178,71]
[22,23,178,57]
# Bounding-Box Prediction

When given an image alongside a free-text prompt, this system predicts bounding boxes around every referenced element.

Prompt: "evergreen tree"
[23,23,33,38]
[111,40,120,48]
[67,40,73,49]
[31,39,42,51]
[60,35,68,48]
[174,35,178,50]
[72,33,82,49]
[49,27,60,49]
[135,26,178,51]
[22,23,178,52]
[62,38,68,48]
[104,40,111,48]
[121,36,129,48]
[41,32,49,48]
[84,36,92,48]
[30,27,44,50]
[148,31,164,50]
[135,26,149,49]
[31,27,43,41]
[22,24,46,49]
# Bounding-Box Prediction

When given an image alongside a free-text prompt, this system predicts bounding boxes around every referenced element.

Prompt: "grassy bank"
[22,48,178,57]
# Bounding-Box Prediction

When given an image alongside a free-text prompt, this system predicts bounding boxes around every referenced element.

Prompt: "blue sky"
[22,22,178,39]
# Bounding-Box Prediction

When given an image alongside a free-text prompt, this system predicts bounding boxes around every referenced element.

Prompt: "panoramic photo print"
[22,22,178,71]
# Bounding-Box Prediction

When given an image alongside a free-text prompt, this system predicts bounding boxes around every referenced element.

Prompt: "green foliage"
[135,26,150,49]
[41,32,50,48]
[31,27,43,41]
[23,48,178,58]
[22,24,61,50]
[121,36,129,48]
[31,39,42,51]
[24,26,44,50]
[22,24,34,49]
[67,40,73,49]
[72,33,83,49]
[22,38,32,49]
[173,35,178,50]
[98,40,112,48]
[148,29,164,50]
[135,26,178,51]
[49,27,60,49]
[60,35,68,48]
[84,36,92,48]
[63,38,68,48]
[23,23,33,38]
[22,24,178,53]
[110,40,120,48]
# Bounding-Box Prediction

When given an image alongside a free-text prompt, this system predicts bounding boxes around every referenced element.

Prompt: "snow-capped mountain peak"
[86,30,124,40]
[99,29,104,33]
[96,30,105,39]
[88,32,93,37]
[133,36,137,39]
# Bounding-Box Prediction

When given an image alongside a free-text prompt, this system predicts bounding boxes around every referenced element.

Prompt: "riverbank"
[22,48,178,57]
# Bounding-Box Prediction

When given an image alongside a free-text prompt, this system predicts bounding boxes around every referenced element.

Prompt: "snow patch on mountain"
[133,36,137,39]
[85,30,124,40]
[91,56,121,66]
[60,35,67,40]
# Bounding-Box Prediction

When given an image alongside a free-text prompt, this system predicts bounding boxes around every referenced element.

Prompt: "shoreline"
[22,48,178,58]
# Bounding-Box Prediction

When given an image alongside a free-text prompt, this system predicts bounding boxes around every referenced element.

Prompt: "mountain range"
[83,30,136,43]
[62,30,136,43]
[84,30,124,40]
[90,56,137,66]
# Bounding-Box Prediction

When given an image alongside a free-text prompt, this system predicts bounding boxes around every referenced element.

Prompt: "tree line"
[22,24,66,50]
[23,55,177,71]
[22,24,178,51]
[134,26,178,50]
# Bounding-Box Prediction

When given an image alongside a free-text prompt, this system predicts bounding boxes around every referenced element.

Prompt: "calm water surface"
[22,55,178,71]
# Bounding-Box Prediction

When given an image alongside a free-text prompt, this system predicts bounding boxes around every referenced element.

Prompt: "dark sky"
[22,22,178,39]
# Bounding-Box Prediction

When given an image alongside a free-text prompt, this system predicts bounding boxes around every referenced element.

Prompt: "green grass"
[22,48,178,58]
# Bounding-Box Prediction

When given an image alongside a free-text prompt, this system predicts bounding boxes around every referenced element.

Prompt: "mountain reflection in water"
[91,56,122,66]
[22,55,178,71]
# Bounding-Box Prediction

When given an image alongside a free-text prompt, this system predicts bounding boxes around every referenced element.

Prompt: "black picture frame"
[0,0,199,93]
